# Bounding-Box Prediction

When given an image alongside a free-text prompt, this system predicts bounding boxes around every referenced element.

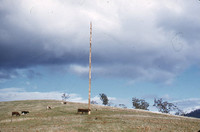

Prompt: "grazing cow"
[12,112,20,116]
[77,109,91,114]
[21,111,29,115]
[46,106,51,110]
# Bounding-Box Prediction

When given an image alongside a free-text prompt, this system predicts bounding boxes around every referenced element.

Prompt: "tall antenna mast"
[88,22,92,115]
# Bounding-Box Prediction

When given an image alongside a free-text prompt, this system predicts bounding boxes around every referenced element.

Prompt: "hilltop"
[0,100,200,132]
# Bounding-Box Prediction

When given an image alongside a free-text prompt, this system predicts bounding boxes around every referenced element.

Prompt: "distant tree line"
[62,92,197,117]
[97,93,185,115]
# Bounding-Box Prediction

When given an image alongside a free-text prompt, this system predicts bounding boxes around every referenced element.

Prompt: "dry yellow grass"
[0,100,200,132]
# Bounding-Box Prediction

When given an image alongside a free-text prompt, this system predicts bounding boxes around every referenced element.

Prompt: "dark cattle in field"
[21,111,29,115]
[12,112,20,116]
[77,109,91,114]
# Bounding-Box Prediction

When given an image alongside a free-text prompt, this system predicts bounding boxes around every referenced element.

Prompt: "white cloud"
[0,88,25,93]
[0,88,85,103]
[91,95,101,104]
[68,65,89,76]
[162,94,170,100]
[173,98,200,113]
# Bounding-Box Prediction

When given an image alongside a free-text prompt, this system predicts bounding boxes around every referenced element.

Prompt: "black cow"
[21,111,29,115]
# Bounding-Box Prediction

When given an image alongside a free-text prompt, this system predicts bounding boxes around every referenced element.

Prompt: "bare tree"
[61,93,70,102]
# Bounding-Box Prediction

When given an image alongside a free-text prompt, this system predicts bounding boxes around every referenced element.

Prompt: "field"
[0,100,200,132]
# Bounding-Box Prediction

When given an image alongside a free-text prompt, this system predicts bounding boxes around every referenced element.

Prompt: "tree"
[61,93,70,102]
[132,97,149,110]
[153,98,179,114]
[99,93,109,105]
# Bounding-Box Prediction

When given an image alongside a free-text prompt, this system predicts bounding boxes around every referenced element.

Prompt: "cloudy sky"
[0,0,200,113]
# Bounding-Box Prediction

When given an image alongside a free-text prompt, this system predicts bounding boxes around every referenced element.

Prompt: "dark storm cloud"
[0,5,89,80]
[0,40,88,68]
[0,0,200,83]
[0,11,88,70]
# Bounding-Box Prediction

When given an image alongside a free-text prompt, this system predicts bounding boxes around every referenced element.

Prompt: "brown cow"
[12,112,20,116]
[77,109,91,114]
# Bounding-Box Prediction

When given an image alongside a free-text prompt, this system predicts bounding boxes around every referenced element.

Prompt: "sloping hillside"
[0,100,199,132]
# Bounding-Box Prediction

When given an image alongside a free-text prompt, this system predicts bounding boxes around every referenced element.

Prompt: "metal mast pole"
[88,22,92,115]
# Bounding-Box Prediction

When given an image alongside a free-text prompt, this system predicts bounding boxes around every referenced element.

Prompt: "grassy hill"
[0,100,200,132]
